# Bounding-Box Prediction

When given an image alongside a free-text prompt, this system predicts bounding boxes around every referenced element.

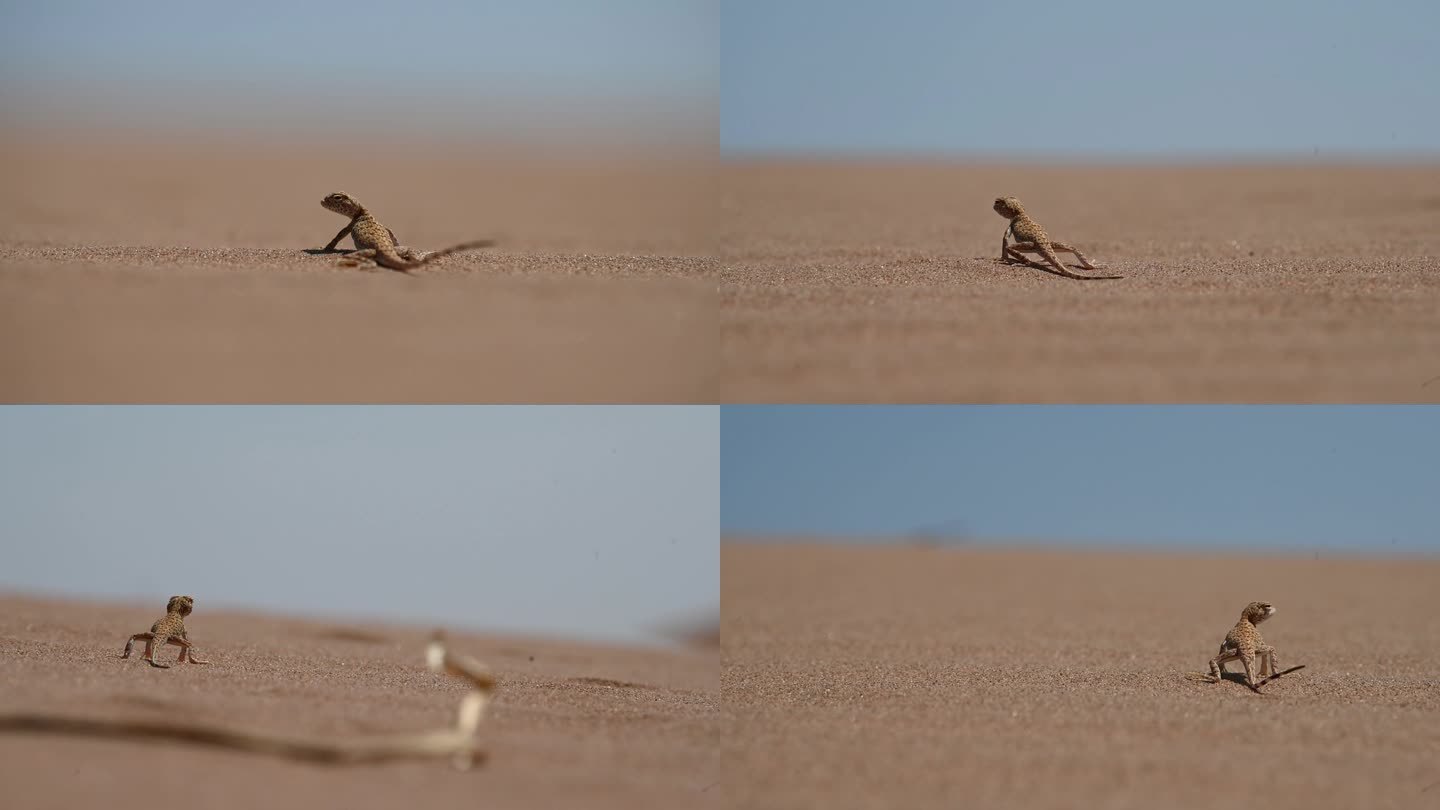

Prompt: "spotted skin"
[319,192,496,275]
[120,595,211,669]
[1207,601,1280,691]
[991,196,1118,280]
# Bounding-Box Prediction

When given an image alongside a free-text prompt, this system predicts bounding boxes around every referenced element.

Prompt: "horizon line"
[721,533,1440,559]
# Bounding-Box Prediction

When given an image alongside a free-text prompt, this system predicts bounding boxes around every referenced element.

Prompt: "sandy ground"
[0,135,716,403]
[722,542,1440,810]
[0,594,719,809]
[721,162,1440,402]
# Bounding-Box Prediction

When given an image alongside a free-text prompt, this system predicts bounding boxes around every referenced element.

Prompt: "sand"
[0,135,717,403]
[11,141,1438,404]
[721,162,1440,402]
[722,541,1440,810]
[0,594,719,809]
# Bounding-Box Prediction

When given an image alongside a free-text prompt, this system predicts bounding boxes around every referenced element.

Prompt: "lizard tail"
[374,240,497,274]
[409,240,497,268]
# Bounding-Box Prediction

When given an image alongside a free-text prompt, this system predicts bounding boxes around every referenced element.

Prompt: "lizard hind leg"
[1013,242,1097,280]
[336,249,386,270]
[170,636,211,665]
[1208,649,1239,682]
[1038,244,1082,278]
[1003,241,1049,268]
[121,632,152,659]
[1049,240,1098,269]
[145,635,173,668]
[1009,241,1122,280]
[1239,650,1263,691]
[1258,646,1279,679]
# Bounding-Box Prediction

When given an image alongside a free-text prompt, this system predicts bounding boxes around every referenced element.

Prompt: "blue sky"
[722,406,1440,555]
[0,406,718,646]
[9,2,1431,157]
[0,1,713,145]
[722,0,1440,158]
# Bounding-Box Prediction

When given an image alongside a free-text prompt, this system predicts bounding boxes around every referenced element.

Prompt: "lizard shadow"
[311,627,390,644]
[301,247,421,279]
[562,676,657,690]
[981,257,1124,281]
[1215,664,1307,692]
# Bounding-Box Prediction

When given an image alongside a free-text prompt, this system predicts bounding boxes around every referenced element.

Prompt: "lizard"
[318,192,496,275]
[1207,601,1282,691]
[991,196,1121,280]
[120,595,211,669]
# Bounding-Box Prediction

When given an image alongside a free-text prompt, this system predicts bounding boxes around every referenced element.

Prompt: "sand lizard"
[120,595,211,669]
[1207,601,1283,691]
[319,192,496,275]
[992,196,1121,280]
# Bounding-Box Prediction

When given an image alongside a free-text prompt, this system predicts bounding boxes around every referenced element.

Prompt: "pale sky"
[11,1,1430,158]
[0,0,714,146]
[0,406,719,646]
[722,0,1440,158]
[723,406,1440,555]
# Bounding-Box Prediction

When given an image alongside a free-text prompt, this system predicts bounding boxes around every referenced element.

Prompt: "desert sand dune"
[722,541,1440,810]
[0,135,717,403]
[721,162,1440,402]
[0,594,720,809]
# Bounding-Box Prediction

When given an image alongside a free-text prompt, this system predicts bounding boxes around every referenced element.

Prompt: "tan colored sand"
[721,162,1440,402]
[0,594,719,809]
[722,542,1440,810]
[0,135,717,403]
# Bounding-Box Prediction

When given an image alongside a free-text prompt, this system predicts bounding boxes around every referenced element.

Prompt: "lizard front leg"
[1000,224,1023,264]
[322,221,356,252]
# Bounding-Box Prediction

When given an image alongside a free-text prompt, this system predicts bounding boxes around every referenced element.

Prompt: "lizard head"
[321,192,364,218]
[166,595,195,616]
[993,196,1025,219]
[1240,601,1275,625]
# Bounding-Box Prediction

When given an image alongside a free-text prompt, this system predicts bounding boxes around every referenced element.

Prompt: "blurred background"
[0,406,719,647]
[1,0,712,151]
[722,406,1440,555]
[0,0,716,254]
[722,0,1439,159]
